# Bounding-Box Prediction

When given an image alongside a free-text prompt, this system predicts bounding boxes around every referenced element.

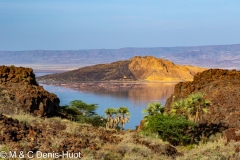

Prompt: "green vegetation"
[171,93,210,123]
[142,102,165,118]
[141,93,211,145]
[105,106,130,130]
[117,107,130,131]
[142,102,165,126]
[105,108,117,119]
[61,100,106,127]
[69,100,98,116]
[143,114,195,145]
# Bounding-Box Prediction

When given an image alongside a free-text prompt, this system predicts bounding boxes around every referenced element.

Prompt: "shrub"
[143,114,195,145]
[60,100,106,127]
[84,115,107,127]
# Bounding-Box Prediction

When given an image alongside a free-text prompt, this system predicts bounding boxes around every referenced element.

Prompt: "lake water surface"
[36,72,176,129]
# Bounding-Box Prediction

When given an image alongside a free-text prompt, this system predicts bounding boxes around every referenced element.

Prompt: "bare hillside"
[37,56,206,82]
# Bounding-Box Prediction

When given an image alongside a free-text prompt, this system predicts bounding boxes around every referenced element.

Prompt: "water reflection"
[40,83,175,129]
[36,72,176,129]
[128,83,175,104]
[45,82,175,106]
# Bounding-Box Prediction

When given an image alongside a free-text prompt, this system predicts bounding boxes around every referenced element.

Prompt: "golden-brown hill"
[37,56,206,82]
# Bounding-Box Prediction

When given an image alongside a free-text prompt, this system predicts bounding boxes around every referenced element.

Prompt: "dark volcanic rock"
[225,128,240,143]
[0,65,38,85]
[0,65,60,117]
[165,69,240,129]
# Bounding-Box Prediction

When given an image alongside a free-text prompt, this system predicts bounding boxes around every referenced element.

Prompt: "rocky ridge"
[165,69,240,129]
[0,65,59,117]
[37,56,206,82]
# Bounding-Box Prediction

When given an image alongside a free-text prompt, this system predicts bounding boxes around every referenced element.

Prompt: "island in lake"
[37,56,206,83]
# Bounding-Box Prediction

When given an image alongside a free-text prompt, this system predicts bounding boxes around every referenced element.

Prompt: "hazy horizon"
[1,43,240,52]
[1,1,240,51]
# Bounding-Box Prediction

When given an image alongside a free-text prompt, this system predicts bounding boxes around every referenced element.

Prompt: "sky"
[1,0,240,51]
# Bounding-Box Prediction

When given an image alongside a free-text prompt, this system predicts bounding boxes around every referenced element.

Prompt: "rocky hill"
[0,65,59,117]
[37,56,206,82]
[165,69,240,129]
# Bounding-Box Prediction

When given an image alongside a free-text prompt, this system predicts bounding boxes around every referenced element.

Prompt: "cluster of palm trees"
[170,93,210,123]
[142,93,210,124]
[104,107,130,131]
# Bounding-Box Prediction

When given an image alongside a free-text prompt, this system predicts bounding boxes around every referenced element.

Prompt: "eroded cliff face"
[0,66,60,117]
[37,56,206,82]
[165,69,240,128]
[129,56,206,81]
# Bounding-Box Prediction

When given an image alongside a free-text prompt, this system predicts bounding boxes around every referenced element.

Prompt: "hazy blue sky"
[1,0,240,50]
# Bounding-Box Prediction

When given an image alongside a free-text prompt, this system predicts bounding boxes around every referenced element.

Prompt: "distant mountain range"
[37,56,206,82]
[1,44,240,70]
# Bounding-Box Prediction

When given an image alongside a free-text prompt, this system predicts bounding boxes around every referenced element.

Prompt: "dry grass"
[81,155,95,160]
[138,131,169,145]
[5,111,240,160]
[176,136,237,160]
[63,121,80,135]
[94,131,173,160]
[11,111,39,125]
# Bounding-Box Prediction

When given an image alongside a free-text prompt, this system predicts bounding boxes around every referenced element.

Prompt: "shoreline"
[37,80,180,84]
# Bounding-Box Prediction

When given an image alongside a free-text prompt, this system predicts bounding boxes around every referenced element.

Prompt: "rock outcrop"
[37,56,206,82]
[165,69,240,129]
[0,65,60,117]
[128,56,206,81]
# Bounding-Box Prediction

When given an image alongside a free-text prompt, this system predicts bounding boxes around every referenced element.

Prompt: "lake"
[35,72,176,129]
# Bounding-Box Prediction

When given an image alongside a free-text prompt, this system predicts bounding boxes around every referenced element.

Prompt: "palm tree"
[117,107,130,131]
[171,99,189,118]
[187,93,210,123]
[104,108,117,129]
[143,102,165,120]
[170,93,210,123]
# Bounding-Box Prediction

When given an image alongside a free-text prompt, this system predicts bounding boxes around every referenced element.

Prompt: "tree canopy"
[69,100,98,117]
[142,102,165,120]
